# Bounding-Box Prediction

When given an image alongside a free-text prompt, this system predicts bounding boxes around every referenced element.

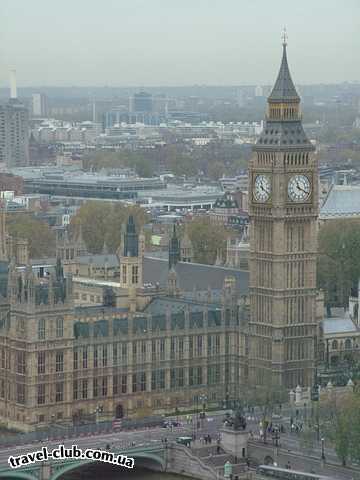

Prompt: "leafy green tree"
[317,220,360,308]
[7,214,56,258]
[71,201,149,254]
[186,218,228,265]
[208,161,226,180]
[322,393,360,466]
[71,202,110,253]
[82,151,156,178]
[330,396,357,466]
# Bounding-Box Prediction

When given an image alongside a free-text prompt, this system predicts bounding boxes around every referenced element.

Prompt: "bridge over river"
[0,441,226,480]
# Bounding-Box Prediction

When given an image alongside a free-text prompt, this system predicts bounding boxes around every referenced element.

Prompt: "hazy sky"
[0,0,359,87]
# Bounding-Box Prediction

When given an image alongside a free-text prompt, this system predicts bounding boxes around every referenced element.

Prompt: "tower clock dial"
[254,175,271,202]
[288,174,311,202]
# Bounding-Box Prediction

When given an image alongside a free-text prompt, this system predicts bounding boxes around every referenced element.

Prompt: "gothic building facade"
[0,215,246,431]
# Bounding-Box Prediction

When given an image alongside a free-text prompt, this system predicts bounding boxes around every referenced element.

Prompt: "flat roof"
[322,317,358,335]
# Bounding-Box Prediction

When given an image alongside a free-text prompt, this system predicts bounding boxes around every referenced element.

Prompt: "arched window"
[332,339,338,350]
[345,338,352,350]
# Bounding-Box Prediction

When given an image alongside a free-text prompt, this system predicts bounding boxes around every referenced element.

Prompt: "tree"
[7,214,56,258]
[82,151,156,178]
[329,395,360,466]
[70,201,150,254]
[208,161,226,180]
[186,218,228,265]
[317,219,360,308]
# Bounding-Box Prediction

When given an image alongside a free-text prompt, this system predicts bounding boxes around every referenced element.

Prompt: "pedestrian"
[217,444,221,455]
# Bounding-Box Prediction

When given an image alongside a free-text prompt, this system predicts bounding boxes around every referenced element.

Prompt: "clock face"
[254,175,271,202]
[288,175,311,202]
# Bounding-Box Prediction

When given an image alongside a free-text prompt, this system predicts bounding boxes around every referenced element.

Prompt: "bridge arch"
[0,472,38,480]
[51,451,165,480]
[132,452,165,470]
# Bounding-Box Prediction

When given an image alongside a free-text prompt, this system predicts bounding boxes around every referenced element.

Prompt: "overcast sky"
[0,0,359,87]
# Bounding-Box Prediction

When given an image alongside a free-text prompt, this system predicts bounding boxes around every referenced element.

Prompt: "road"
[0,410,346,469]
[0,415,223,468]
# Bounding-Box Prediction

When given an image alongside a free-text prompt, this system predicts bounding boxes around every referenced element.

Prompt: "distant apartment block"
[32,93,49,117]
[0,100,30,168]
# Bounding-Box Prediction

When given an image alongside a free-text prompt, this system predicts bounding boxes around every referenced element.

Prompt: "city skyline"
[0,0,359,88]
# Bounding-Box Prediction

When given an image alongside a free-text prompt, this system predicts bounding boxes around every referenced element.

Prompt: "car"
[176,436,192,447]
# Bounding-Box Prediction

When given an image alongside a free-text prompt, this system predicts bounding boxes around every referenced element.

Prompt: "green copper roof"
[268,43,300,102]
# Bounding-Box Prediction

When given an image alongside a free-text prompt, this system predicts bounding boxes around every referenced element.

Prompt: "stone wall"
[248,441,359,479]
[167,444,218,480]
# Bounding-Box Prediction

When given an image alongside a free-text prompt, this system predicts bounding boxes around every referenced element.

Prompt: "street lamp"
[272,426,280,448]
[200,394,207,413]
[224,391,230,410]
[321,437,326,462]
[199,394,207,427]
[94,404,103,425]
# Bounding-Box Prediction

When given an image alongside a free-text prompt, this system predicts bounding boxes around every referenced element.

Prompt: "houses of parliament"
[0,40,322,431]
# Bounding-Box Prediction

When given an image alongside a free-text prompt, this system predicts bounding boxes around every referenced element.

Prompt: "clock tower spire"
[248,37,318,389]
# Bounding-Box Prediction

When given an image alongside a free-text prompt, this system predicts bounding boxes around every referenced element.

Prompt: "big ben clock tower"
[248,33,318,389]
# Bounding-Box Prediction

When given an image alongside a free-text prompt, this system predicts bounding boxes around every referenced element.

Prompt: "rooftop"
[143,256,249,294]
[268,42,300,102]
[144,296,222,316]
[30,254,249,295]
[322,317,358,335]
[320,184,360,218]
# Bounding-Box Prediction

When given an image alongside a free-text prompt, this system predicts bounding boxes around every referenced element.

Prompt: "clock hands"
[295,181,310,195]
[254,175,270,202]
[260,181,269,193]
[288,176,310,201]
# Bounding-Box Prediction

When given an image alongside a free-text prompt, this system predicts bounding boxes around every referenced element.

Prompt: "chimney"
[10,69,17,99]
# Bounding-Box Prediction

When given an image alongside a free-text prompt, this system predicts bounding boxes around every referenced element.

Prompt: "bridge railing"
[0,415,170,449]
[0,421,115,448]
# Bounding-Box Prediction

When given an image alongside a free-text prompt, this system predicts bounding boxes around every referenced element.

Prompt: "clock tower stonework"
[248,38,318,389]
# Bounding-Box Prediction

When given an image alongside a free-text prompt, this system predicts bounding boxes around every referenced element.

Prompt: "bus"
[256,465,334,480]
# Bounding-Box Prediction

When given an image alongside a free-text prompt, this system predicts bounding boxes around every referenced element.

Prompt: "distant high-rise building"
[32,93,49,117]
[131,91,153,113]
[255,85,263,97]
[236,89,245,107]
[0,71,29,168]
